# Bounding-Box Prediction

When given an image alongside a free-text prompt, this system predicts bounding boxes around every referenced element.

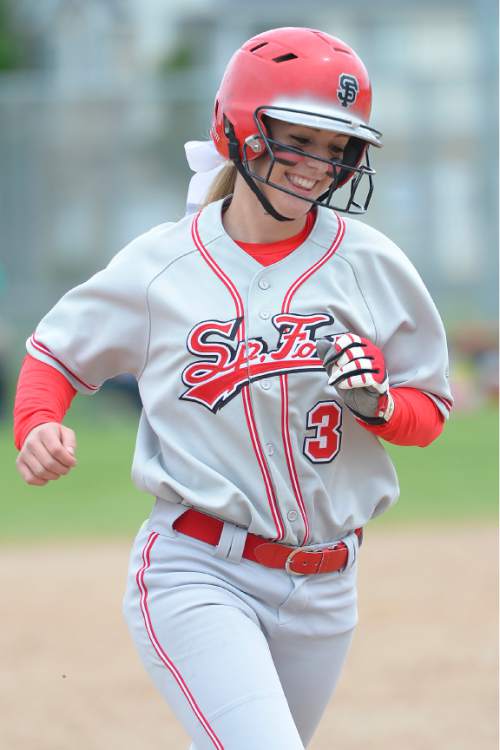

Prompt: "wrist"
[378,390,395,422]
[16,416,60,451]
[352,390,394,426]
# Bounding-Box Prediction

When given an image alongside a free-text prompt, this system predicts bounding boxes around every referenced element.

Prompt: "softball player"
[14,27,452,749]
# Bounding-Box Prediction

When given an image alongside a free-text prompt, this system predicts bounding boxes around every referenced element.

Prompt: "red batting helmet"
[210,27,383,217]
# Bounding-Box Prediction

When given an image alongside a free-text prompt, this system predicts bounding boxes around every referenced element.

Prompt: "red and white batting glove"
[316,333,394,425]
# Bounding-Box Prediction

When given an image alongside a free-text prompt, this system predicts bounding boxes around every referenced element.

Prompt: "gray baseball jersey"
[27,199,452,546]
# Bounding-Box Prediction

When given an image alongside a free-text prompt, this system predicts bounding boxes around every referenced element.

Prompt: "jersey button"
[258,278,271,290]
[259,310,271,320]
[287,510,298,522]
[261,380,271,390]
[265,443,274,456]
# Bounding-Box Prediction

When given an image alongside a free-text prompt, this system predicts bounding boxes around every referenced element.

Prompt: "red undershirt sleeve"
[13,355,77,450]
[358,386,445,447]
[14,360,444,451]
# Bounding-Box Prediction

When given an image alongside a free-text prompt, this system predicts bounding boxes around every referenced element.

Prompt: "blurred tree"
[158,42,195,74]
[0,0,27,70]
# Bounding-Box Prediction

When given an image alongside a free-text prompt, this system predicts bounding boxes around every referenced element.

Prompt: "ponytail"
[203,163,237,206]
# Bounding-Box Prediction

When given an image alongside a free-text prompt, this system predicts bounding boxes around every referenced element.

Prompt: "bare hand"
[16,422,77,486]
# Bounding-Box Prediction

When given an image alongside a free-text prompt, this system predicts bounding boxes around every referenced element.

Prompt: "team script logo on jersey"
[337,74,359,108]
[181,313,334,412]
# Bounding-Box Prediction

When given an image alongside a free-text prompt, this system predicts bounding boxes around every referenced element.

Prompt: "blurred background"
[0,0,497,529]
[0,0,497,507]
[0,3,497,748]
[0,0,498,424]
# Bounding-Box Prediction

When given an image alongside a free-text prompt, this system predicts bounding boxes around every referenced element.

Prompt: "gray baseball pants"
[123,501,359,749]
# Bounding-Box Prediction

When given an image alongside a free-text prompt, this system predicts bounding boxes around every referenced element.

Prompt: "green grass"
[0,393,153,541]
[378,404,498,525]
[0,395,497,541]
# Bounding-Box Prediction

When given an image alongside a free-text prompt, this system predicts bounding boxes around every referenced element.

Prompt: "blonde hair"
[203,163,237,205]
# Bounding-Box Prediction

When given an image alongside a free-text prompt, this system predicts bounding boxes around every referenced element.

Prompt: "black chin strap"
[225,118,293,222]
[233,161,294,222]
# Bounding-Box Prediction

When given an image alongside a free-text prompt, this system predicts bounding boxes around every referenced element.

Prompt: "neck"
[222,178,307,243]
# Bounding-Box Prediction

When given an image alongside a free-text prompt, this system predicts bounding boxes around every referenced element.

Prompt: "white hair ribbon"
[184,140,228,216]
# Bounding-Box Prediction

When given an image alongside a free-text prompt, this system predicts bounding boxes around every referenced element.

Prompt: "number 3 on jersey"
[303,400,343,463]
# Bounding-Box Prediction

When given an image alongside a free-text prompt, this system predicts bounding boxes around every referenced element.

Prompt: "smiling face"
[250,118,351,219]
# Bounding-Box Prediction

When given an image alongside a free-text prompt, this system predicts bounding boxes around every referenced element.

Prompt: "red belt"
[173,508,363,575]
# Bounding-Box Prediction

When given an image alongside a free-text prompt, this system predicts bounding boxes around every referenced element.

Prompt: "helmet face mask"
[212,27,383,219]
[240,106,377,215]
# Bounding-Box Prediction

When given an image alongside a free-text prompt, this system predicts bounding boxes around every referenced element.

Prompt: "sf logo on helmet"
[337,74,359,108]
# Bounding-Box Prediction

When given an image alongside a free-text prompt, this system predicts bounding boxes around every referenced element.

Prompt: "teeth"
[287,174,316,190]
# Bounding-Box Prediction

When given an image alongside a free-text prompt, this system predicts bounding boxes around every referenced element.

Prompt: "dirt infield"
[1,525,497,750]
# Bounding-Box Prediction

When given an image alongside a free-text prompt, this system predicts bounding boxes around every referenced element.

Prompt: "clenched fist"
[16,422,77,486]
[316,333,394,425]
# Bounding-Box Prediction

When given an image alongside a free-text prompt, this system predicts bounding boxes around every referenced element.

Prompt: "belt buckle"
[284,547,307,575]
[284,545,327,575]
[285,542,345,576]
